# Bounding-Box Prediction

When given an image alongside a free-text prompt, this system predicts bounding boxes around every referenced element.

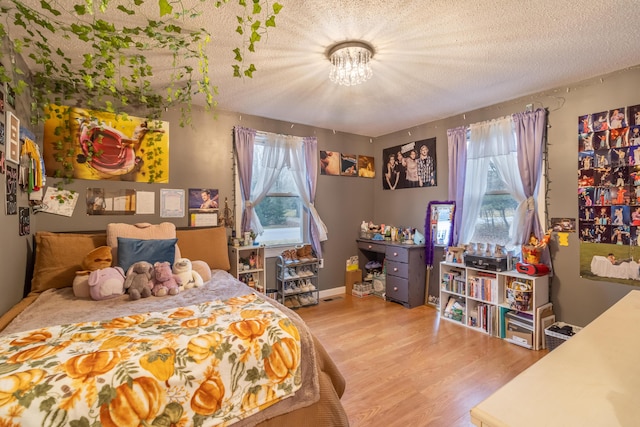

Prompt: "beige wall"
[2,54,639,326]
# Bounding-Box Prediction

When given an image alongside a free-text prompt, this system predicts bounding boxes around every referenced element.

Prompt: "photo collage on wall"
[578,103,640,284]
[320,151,375,178]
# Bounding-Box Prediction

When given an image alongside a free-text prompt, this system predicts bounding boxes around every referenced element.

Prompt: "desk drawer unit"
[357,241,386,254]
[386,260,409,278]
[356,240,426,308]
[386,275,409,303]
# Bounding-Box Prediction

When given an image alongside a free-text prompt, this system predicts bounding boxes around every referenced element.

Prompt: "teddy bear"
[151,261,182,297]
[73,246,113,298]
[124,261,154,300]
[172,258,203,290]
[88,267,126,300]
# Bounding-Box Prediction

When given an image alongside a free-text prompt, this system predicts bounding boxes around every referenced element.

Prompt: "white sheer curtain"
[247,132,288,234]
[248,131,328,248]
[459,116,526,247]
[288,138,328,243]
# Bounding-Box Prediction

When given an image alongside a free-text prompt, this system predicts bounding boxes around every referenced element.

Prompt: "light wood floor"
[296,294,548,427]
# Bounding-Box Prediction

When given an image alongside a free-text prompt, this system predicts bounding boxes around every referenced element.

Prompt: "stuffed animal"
[151,261,182,297]
[124,261,154,300]
[172,258,203,290]
[73,246,113,298]
[88,267,125,300]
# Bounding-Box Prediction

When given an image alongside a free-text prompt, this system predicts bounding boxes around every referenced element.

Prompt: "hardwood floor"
[296,294,548,427]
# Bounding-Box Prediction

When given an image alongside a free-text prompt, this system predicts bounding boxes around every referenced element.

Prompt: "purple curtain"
[447,126,467,246]
[512,108,550,266]
[303,136,324,259]
[233,126,256,233]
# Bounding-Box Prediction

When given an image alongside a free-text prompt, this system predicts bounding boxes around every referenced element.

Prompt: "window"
[252,154,305,246]
[468,162,519,248]
[236,135,307,247]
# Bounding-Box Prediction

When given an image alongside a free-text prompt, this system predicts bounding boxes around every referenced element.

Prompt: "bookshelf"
[439,261,549,350]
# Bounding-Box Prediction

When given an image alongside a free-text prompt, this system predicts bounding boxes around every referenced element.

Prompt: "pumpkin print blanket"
[0,293,301,427]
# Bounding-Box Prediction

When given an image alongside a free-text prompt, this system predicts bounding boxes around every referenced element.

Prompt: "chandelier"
[327,41,374,86]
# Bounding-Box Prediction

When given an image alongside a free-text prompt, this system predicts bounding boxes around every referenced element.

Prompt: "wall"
[0,49,36,316]
[373,66,640,326]
[0,106,374,316]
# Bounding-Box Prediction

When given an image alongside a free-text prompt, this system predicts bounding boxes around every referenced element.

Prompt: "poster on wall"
[320,150,340,175]
[578,104,640,286]
[19,207,30,236]
[357,155,375,178]
[188,188,218,227]
[42,105,170,183]
[6,111,20,165]
[160,189,185,218]
[86,188,136,215]
[340,153,357,176]
[382,137,436,190]
[5,163,17,215]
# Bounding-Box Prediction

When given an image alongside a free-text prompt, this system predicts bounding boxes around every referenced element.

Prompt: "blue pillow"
[117,237,177,272]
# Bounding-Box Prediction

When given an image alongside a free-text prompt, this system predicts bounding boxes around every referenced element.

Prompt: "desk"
[356,239,426,308]
[470,290,640,427]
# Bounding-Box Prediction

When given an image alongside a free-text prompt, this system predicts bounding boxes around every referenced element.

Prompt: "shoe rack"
[276,245,320,309]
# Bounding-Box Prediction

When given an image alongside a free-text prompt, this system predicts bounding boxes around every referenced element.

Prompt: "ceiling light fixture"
[327,41,374,86]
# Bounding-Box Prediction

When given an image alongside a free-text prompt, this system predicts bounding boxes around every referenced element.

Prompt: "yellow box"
[345,269,362,294]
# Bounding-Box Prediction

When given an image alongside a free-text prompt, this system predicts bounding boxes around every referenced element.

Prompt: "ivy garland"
[0,0,282,125]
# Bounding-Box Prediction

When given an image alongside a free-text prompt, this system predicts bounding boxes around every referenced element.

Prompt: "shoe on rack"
[284,298,294,308]
[284,268,293,280]
[290,296,301,308]
[307,280,316,291]
[288,268,298,278]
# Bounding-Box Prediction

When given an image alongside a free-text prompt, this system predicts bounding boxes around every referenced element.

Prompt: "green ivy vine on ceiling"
[0,0,283,126]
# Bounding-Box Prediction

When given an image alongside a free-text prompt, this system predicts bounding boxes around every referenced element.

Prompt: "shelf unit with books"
[439,261,550,349]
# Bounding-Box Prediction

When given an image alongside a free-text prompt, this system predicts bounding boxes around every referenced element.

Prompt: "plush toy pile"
[73,246,125,300]
[73,246,206,300]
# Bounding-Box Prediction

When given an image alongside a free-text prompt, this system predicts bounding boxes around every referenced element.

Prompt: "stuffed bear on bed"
[151,261,182,297]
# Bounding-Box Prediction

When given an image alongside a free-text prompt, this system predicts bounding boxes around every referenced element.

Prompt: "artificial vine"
[0,0,282,126]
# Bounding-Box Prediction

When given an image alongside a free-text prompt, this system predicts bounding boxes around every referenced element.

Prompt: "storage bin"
[352,282,372,298]
[544,322,582,351]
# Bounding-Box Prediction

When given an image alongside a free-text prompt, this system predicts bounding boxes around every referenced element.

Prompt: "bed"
[0,223,348,427]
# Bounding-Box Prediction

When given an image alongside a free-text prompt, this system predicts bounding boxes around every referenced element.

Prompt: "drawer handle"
[368,245,372,249]
[393,252,398,257]
[393,267,398,272]
[393,286,398,291]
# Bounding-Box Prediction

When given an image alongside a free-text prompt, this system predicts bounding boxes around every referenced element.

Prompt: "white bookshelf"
[439,261,549,350]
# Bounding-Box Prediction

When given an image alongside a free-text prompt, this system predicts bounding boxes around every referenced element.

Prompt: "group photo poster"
[382,137,437,190]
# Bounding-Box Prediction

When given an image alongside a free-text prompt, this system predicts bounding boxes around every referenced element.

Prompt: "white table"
[470,290,640,427]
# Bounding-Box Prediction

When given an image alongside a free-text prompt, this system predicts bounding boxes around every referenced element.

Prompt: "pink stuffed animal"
[88,267,125,300]
[151,261,182,296]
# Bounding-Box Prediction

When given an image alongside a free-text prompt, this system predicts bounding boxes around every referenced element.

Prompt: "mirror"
[425,201,456,266]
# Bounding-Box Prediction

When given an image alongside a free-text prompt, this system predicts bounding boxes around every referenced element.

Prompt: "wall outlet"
[318,258,324,268]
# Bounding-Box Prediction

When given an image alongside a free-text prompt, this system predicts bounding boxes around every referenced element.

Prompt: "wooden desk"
[470,290,640,427]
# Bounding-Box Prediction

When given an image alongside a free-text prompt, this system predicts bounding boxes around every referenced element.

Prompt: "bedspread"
[0,292,302,427]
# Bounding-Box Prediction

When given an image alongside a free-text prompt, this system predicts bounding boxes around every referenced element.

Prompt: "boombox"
[516,262,550,276]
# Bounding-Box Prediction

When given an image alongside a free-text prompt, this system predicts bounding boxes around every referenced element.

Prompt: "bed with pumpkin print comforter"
[0,270,348,426]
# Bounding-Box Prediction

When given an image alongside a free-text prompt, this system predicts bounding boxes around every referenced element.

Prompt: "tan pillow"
[106,222,177,264]
[176,227,230,271]
[31,232,107,294]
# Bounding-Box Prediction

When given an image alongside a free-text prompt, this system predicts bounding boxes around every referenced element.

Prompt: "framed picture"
[357,155,375,178]
[382,137,437,190]
[319,150,340,175]
[6,111,20,165]
[340,153,357,176]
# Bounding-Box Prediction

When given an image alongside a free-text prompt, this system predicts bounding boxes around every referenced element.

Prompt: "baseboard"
[319,286,346,299]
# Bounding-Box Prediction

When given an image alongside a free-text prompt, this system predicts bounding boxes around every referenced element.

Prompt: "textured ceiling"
[9,0,640,137]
